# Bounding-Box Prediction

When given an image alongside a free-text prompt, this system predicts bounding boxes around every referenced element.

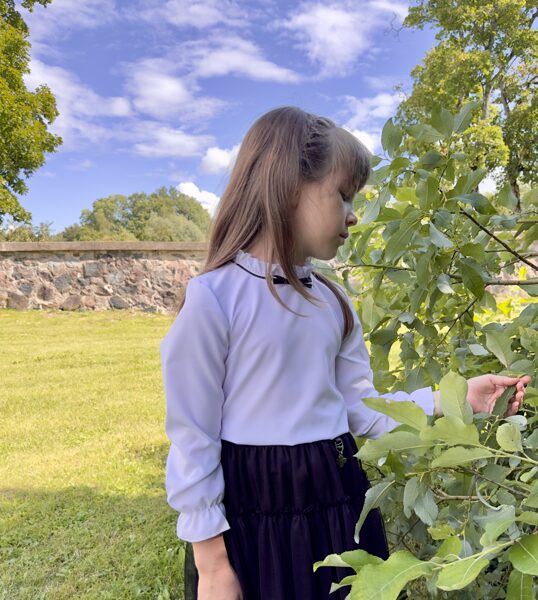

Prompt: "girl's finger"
[492,375,520,386]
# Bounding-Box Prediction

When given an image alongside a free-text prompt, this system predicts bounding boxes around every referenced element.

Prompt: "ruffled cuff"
[409,385,434,417]
[176,502,231,542]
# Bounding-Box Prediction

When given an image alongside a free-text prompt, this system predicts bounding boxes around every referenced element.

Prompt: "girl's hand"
[466,374,532,416]
[197,561,243,600]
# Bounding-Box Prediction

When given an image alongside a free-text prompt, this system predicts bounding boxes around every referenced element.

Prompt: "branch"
[434,491,479,501]
[485,278,538,286]
[460,209,538,271]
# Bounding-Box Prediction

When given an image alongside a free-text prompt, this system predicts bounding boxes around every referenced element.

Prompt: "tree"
[0,0,62,224]
[57,187,211,241]
[318,105,537,597]
[0,0,62,225]
[398,0,538,205]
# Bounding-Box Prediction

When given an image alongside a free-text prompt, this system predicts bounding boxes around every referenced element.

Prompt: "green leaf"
[496,423,523,452]
[413,487,438,526]
[492,385,517,417]
[354,477,395,543]
[408,123,444,143]
[430,107,454,138]
[357,431,430,463]
[506,569,534,600]
[349,550,433,600]
[429,221,453,248]
[516,512,538,526]
[497,183,519,210]
[435,536,462,560]
[460,242,486,262]
[436,556,489,591]
[485,331,515,368]
[403,476,420,518]
[437,273,455,294]
[508,535,538,575]
[395,186,417,203]
[381,118,402,157]
[453,101,479,133]
[362,196,382,224]
[479,505,516,546]
[417,176,441,209]
[458,260,485,299]
[439,371,473,424]
[313,549,383,572]
[419,150,445,168]
[360,295,384,330]
[384,211,421,262]
[420,416,479,446]
[431,447,493,468]
[361,397,428,431]
[522,490,538,509]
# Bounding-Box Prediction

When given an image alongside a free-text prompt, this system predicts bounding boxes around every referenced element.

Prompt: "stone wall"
[0,242,207,313]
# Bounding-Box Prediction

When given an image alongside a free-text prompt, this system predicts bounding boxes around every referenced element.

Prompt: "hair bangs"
[328,128,372,197]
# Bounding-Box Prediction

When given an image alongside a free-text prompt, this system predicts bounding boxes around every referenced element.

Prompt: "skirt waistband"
[219,431,368,517]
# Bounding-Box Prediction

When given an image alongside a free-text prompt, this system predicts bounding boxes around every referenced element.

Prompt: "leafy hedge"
[319,104,537,598]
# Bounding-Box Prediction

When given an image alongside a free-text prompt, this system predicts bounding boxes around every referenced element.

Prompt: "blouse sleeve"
[160,277,231,542]
[334,287,434,440]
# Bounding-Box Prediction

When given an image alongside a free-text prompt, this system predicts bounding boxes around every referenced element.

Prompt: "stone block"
[84,262,101,277]
[54,273,72,292]
[61,295,82,311]
[18,282,33,296]
[7,292,29,309]
[110,295,130,309]
[37,285,55,301]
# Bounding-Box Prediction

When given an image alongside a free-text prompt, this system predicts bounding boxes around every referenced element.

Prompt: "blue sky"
[18,0,439,233]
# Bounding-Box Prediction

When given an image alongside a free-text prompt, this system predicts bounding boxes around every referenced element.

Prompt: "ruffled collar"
[233,249,315,278]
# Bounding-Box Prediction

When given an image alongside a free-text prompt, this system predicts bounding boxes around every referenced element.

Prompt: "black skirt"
[183,432,389,599]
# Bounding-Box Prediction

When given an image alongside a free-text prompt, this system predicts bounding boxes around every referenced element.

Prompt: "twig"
[460,209,538,270]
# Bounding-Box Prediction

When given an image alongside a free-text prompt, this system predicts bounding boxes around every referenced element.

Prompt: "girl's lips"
[339,232,349,239]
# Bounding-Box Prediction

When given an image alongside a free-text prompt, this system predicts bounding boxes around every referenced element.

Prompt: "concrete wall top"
[0,241,208,253]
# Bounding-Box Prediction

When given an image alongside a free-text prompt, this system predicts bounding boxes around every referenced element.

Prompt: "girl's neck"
[244,239,308,267]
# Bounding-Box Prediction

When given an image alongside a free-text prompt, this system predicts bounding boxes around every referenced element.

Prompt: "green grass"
[0,309,185,599]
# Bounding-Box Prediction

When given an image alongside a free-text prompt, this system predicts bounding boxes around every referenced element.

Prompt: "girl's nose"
[347,207,358,226]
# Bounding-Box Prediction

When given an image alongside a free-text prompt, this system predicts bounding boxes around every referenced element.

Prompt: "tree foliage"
[0,0,61,225]
[398,0,538,202]
[321,104,537,598]
[316,373,538,599]
[58,186,211,242]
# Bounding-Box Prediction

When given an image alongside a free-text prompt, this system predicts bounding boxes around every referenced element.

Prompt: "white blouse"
[160,249,434,542]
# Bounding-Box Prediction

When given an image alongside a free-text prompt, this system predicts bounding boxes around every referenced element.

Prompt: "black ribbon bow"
[272,273,313,288]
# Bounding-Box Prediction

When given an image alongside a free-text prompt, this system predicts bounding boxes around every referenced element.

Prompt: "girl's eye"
[340,192,351,203]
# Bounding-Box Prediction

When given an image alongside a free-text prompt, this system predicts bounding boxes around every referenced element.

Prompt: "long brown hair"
[176,106,371,340]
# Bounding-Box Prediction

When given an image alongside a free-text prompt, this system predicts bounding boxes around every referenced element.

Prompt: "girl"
[159,106,530,600]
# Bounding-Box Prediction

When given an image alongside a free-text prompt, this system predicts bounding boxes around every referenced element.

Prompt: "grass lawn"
[0,309,184,599]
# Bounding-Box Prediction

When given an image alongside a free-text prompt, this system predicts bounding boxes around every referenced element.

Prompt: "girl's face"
[292,170,358,264]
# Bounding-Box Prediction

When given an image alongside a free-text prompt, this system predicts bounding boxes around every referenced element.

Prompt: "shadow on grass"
[0,485,185,600]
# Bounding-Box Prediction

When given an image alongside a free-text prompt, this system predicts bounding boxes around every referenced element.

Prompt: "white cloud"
[370,0,408,21]
[24,0,118,56]
[67,159,94,171]
[177,182,220,216]
[280,1,408,76]
[132,123,213,158]
[25,59,132,148]
[201,144,240,174]
[124,58,224,122]
[182,37,300,83]
[343,92,402,129]
[135,0,246,29]
[365,75,406,92]
[346,128,379,154]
